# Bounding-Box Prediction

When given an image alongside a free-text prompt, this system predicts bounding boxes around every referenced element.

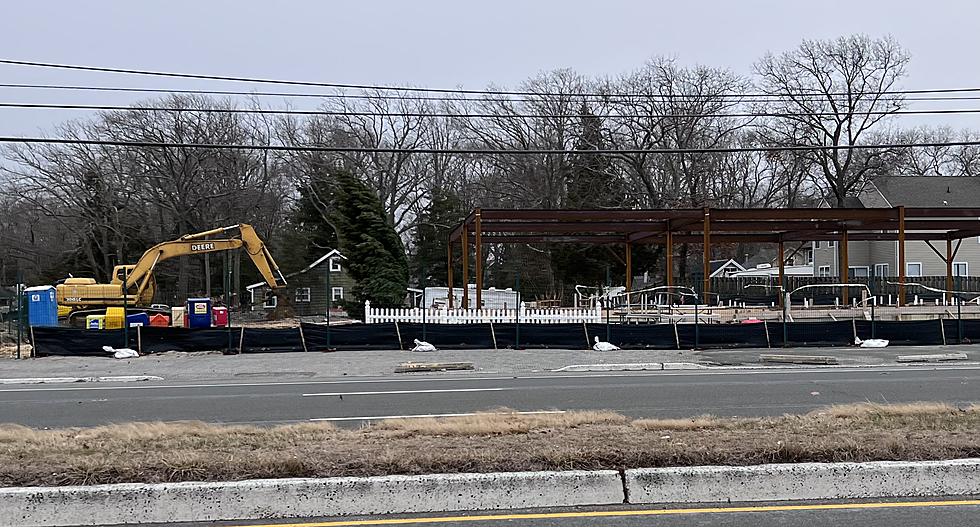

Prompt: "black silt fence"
[300,323,401,351]
[241,327,304,353]
[398,323,495,350]
[493,323,589,349]
[677,322,770,349]
[140,327,239,354]
[600,323,678,349]
[31,327,136,357]
[869,320,946,346]
[768,321,856,347]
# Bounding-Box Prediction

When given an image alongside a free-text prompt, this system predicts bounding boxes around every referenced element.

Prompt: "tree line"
[2,34,979,308]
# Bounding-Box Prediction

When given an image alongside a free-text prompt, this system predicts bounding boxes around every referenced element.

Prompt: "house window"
[907,263,923,277]
[263,293,278,309]
[827,240,837,248]
[805,249,814,265]
[295,287,311,303]
[874,263,889,277]
[954,262,969,277]
[331,287,344,301]
[814,241,821,250]
[818,265,831,277]
[329,258,342,272]
[848,266,869,279]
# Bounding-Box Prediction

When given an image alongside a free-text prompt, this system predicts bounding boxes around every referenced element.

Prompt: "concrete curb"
[0,375,163,385]
[4,460,979,526]
[2,470,624,527]
[627,459,980,503]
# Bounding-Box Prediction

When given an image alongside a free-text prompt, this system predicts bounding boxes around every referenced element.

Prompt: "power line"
[4,82,980,105]
[4,101,980,120]
[5,58,980,101]
[2,135,979,155]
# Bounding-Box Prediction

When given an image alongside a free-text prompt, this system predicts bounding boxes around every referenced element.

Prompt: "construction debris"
[395,361,474,373]
[760,354,838,365]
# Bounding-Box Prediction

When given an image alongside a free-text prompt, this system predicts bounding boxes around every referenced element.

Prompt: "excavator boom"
[57,224,287,311]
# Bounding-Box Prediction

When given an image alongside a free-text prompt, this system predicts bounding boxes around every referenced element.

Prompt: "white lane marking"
[311,410,565,422]
[0,365,977,393]
[302,387,509,397]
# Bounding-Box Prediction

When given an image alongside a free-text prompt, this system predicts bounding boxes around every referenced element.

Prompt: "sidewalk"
[0,344,974,383]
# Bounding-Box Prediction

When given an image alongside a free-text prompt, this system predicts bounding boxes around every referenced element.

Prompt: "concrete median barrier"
[626,459,980,503]
[1,470,625,527]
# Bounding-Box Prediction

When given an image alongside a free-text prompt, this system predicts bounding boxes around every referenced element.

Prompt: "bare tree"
[755,35,910,206]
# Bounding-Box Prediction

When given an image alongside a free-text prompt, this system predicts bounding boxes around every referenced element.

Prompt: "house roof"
[245,249,346,290]
[708,259,746,277]
[867,176,980,208]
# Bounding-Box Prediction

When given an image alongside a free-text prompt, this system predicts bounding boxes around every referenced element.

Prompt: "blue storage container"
[24,285,58,327]
[186,298,212,328]
[126,312,150,328]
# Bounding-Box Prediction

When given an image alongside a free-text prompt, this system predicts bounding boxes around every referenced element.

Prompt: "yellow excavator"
[56,224,287,323]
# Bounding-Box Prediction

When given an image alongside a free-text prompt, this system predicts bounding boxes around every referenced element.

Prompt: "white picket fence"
[364,300,602,324]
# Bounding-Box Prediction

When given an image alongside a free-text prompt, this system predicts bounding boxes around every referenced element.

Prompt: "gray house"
[813,177,980,278]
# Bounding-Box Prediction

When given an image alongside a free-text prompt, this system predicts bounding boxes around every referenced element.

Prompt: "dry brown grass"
[0,403,977,487]
[632,415,726,431]
[373,409,627,436]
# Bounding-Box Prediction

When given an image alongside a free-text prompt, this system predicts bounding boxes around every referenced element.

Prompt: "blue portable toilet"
[126,312,150,328]
[186,298,212,328]
[24,285,58,327]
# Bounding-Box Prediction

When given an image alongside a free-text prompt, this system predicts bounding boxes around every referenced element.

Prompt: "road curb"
[1,470,624,527]
[627,459,980,503]
[0,375,163,385]
[4,460,979,526]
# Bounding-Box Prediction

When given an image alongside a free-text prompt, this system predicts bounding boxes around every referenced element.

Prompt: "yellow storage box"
[104,307,125,329]
[85,315,105,329]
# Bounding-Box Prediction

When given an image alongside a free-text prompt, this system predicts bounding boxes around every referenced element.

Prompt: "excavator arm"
[112,224,287,302]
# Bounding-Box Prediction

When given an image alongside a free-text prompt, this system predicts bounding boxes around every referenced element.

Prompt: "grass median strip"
[0,403,978,487]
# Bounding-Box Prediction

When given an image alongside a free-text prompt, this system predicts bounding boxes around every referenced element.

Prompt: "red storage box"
[149,314,171,327]
[212,306,228,327]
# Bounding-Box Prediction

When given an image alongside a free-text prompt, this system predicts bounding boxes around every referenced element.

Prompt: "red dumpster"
[212,306,229,327]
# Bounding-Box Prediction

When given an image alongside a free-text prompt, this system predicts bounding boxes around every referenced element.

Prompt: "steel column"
[665,230,674,287]
[475,209,483,310]
[840,230,849,305]
[461,228,469,309]
[946,237,954,304]
[898,206,907,306]
[778,241,785,308]
[702,207,711,303]
[625,242,633,292]
[447,240,454,308]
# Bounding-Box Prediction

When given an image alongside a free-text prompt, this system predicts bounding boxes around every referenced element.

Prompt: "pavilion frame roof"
[445,207,980,309]
[449,207,980,244]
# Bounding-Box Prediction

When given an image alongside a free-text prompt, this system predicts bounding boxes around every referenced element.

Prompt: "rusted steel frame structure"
[448,207,980,308]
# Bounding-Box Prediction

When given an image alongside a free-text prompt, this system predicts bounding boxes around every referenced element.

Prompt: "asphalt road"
[127,499,980,527]
[0,366,977,427]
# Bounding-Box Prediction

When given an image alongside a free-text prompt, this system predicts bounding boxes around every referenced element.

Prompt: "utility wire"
[2,135,979,154]
[5,58,980,100]
[3,82,980,105]
[4,101,980,120]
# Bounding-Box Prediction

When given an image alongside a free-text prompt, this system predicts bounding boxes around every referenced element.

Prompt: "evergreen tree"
[551,103,628,298]
[409,188,465,286]
[330,170,409,319]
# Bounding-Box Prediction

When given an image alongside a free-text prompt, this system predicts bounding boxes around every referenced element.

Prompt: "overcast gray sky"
[2,0,979,134]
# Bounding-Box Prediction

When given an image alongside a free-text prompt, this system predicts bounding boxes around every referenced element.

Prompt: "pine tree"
[409,188,465,286]
[330,170,409,319]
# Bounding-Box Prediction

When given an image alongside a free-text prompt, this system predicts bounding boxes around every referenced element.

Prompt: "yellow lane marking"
[231,499,980,527]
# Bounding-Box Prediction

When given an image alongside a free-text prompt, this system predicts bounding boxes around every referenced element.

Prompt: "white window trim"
[263,295,278,309]
[848,266,870,278]
[954,262,969,277]
[331,287,344,301]
[874,263,889,277]
[295,287,311,303]
[818,265,831,277]
[906,262,923,277]
[329,258,342,272]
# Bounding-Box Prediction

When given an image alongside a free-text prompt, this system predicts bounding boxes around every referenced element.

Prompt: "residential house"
[246,249,356,316]
[812,177,980,279]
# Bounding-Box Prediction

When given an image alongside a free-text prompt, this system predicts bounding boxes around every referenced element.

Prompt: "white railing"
[364,300,602,324]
